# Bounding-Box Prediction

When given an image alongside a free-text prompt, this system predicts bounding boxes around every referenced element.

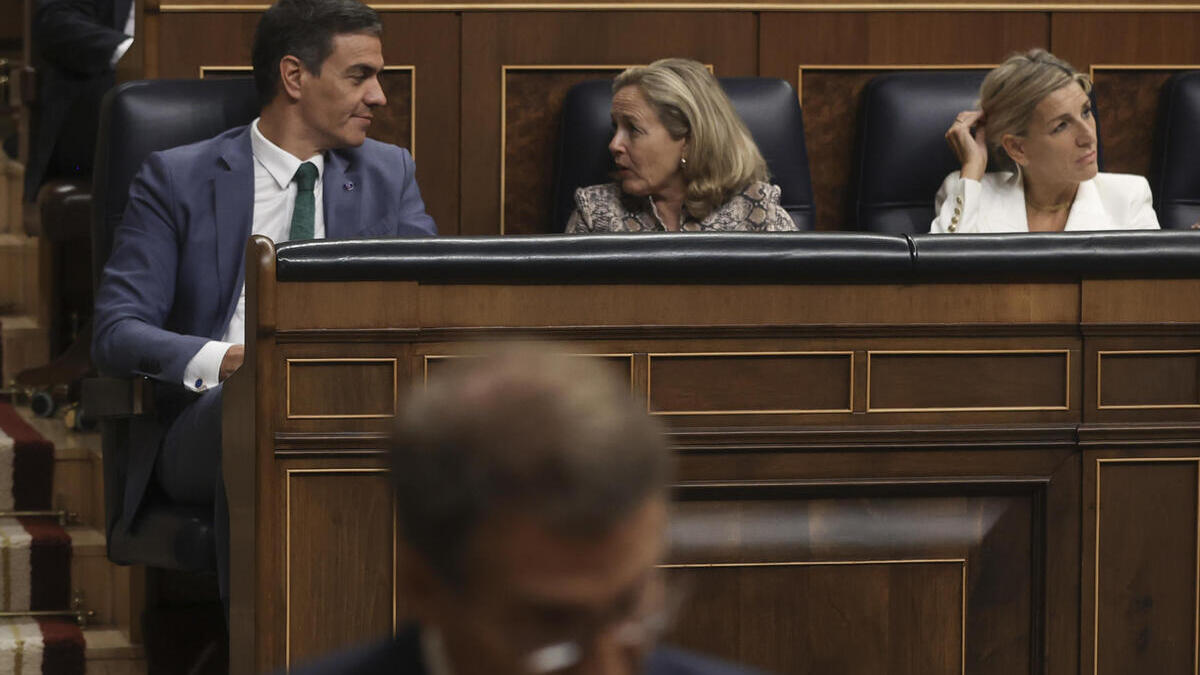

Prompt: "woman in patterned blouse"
[565,58,798,233]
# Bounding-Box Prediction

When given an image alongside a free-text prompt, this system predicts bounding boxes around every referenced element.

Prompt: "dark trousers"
[154,384,230,608]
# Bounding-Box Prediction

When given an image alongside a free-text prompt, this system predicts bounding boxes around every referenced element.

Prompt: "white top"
[930,171,1161,234]
[181,118,326,392]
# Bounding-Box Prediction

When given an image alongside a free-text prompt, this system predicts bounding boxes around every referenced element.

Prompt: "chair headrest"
[1151,70,1200,230]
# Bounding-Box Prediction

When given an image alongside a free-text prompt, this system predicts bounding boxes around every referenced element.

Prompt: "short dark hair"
[390,349,672,585]
[251,0,382,106]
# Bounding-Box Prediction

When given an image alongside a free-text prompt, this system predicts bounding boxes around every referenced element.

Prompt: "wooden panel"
[460,12,757,235]
[1092,458,1200,675]
[668,482,1043,674]
[647,352,852,415]
[286,358,397,419]
[758,13,1049,230]
[286,469,394,669]
[275,281,418,330]
[155,12,461,233]
[1082,279,1200,324]
[1051,14,1200,74]
[503,66,624,234]
[1098,351,1200,409]
[868,351,1070,412]
[424,352,633,388]
[1091,69,1184,178]
[669,563,965,675]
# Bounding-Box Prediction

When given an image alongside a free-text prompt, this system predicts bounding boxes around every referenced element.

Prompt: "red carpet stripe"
[18,518,70,613]
[0,404,54,511]
[36,619,85,675]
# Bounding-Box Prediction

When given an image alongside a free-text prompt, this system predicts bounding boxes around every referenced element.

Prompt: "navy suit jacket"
[287,627,764,675]
[92,124,437,529]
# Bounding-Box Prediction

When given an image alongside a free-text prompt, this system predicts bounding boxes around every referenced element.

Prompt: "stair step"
[85,627,146,675]
[0,234,41,317]
[70,526,143,636]
[14,406,102,528]
[1,315,50,388]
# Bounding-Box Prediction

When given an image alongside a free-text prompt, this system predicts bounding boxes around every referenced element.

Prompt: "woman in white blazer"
[931,50,1160,233]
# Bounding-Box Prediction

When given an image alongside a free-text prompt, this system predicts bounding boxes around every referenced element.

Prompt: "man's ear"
[278,55,305,102]
[1001,134,1027,167]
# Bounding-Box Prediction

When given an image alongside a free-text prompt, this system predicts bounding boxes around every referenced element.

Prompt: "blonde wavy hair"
[613,58,769,220]
[980,49,1093,172]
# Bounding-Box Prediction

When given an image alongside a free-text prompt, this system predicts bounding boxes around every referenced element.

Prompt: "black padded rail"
[276,231,1200,285]
[275,233,913,283]
[909,231,1200,280]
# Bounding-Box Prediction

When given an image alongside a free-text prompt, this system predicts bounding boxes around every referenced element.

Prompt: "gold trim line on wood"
[157,3,1200,11]
[645,351,854,416]
[865,349,1071,413]
[1096,349,1200,410]
[285,357,399,420]
[285,468,395,670]
[796,63,994,108]
[1092,457,1200,675]
[198,65,418,158]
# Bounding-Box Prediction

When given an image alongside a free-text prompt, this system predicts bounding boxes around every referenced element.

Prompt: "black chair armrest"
[82,376,155,417]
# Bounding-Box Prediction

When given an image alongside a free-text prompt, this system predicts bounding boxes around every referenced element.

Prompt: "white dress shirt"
[931,170,1161,233]
[182,118,325,391]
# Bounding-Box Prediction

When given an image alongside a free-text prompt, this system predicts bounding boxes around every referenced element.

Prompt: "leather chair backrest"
[91,78,260,291]
[551,77,815,231]
[1150,70,1200,230]
[853,70,988,234]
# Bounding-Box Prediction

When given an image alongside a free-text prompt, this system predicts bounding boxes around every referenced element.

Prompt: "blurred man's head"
[391,349,673,675]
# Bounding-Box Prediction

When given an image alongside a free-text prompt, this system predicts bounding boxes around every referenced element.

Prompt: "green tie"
[288,161,319,241]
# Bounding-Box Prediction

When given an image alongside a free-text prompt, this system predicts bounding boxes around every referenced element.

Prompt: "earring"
[680,156,688,168]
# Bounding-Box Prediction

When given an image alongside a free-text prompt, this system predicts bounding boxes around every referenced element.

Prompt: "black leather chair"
[1150,70,1200,230]
[551,77,815,231]
[852,71,989,234]
[86,78,259,570]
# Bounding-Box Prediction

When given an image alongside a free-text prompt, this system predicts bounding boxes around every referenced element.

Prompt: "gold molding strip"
[1092,457,1200,675]
[865,349,1071,413]
[158,3,1200,12]
[198,65,419,159]
[1096,349,1200,410]
[796,63,993,107]
[285,357,399,419]
[662,557,967,675]
[646,351,854,416]
[422,352,636,390]
[285,467,396,670]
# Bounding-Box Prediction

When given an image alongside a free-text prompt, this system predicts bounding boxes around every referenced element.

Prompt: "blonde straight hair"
[980,49,1093,172]
[614,58,769,220]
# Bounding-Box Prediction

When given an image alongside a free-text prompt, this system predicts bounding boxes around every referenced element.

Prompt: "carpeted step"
[0,617,86,675]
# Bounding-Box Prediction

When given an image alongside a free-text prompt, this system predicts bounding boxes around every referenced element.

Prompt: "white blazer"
[930,171,1161,233]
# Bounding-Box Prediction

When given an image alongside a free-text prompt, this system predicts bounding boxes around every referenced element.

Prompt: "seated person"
[932,49,1160,233]
[566,58,797,233]
[91,0,436,606]
[289,350,760,675]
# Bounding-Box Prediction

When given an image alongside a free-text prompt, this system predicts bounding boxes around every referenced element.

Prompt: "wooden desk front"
[225,239,1200,675]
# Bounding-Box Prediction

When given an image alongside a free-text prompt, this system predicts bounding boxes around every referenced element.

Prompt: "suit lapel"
[323,150,362,238]
[1064,178,1109,231]
[214,127,255,334]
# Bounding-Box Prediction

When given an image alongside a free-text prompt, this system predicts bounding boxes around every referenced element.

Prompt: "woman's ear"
[1001,134,1027,167]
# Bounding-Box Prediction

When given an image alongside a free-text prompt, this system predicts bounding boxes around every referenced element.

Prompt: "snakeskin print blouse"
[564,181,798,233]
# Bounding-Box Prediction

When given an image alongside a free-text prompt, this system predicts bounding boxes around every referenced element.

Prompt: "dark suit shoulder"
[284,629,425,675]
[647,646,768,675]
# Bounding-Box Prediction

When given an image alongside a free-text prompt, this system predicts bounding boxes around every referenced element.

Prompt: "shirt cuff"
[183,340,237,392]
[110,37,134,68]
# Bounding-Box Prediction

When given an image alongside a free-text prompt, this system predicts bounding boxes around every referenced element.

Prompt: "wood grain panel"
[868,351,1069,412]
[1091,69,1180,178]
[286,469,394,669]
[423,352,633,389]
[503,67,624,234]
[1051,14,1200,74]
[286,359,397,418]
[668,562,965,674]
[1082,279,1200,324]
[647,352,852,415]
[1093,459,1199,675]
[460,12,756,235]
[1098,351,1200,409]
[758,13,1048,229]
[155,12,461,232]
[275,280,418,330]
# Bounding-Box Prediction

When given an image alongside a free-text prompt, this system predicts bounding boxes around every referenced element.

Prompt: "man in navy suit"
[91,0,436,606]
[289,351,761,675]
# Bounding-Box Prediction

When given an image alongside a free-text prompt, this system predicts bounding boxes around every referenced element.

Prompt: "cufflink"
[195,379,205,390]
